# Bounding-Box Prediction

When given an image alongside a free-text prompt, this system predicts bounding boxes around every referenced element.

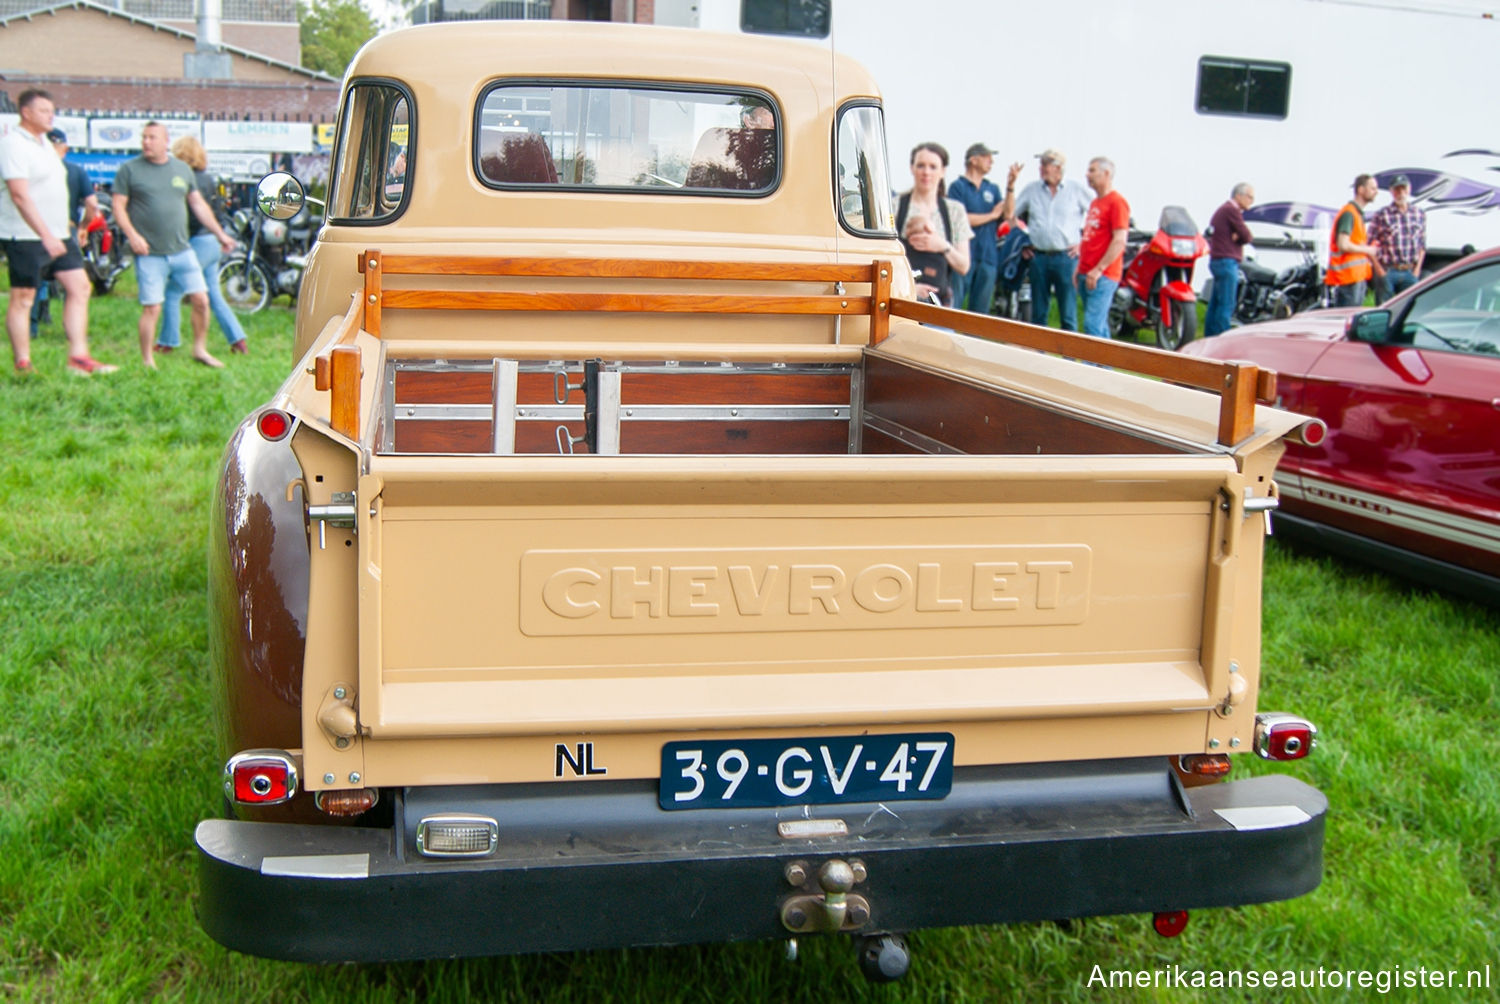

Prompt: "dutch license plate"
[660,733,954,810]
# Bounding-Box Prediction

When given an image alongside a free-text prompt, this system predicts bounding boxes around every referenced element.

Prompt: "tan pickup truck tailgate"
[355,454,1257,751]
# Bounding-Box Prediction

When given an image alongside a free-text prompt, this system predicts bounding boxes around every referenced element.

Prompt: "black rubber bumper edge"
[196,768,1325,962]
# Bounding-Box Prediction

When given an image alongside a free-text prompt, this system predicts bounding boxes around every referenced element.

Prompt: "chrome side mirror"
[256,172,324,219]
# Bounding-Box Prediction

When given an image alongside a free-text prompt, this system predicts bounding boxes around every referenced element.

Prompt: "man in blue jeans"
[947,143,1016,313]
[1205,183,1255,336]
[1002,148,1093,330]
[1075,157,1129,338]
[112,122,237,368]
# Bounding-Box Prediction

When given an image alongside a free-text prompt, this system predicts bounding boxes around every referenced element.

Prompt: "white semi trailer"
[667,0,1500,268]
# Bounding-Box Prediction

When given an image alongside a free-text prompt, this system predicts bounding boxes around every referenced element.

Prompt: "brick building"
[0,0,338,123]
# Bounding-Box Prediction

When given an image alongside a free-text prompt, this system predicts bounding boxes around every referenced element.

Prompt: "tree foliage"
[299,0,379,77]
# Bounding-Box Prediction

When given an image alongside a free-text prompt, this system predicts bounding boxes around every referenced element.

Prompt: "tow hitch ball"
[780,858,910,983]
[780,858,870,934]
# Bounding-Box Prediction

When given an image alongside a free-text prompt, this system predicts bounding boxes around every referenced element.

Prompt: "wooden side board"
[862,355,1182,456]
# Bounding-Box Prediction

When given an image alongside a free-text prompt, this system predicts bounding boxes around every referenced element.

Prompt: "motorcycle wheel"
[1107,300,1132,340]
[1155,300,1197,351]
[84,233,117,295]
[220,259,273,314]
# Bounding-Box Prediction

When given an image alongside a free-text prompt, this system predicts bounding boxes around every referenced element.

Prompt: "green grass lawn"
[1,277,1496,1001]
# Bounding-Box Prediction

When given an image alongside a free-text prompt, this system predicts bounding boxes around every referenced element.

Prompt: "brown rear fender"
[208,416,312,821]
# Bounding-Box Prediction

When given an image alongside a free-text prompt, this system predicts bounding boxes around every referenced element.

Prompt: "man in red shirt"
[1076,157,1130,337]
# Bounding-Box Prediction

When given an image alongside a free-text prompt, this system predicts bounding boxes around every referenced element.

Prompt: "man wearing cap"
[946,143,1017,313]
[0,88,113,375]
[1369,175,1425,304]
[1001,148,1094,331]
[1325,174,1381,308]
[47,128,98,232]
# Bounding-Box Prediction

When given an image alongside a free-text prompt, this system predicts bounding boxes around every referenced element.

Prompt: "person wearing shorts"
[0,88,113,375]
[112,121,237,369]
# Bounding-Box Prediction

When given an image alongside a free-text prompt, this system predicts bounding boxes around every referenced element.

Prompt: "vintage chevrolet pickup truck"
[197,20,1326,981]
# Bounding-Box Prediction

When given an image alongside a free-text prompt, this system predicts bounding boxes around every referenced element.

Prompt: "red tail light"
[224,750,299,804]
[1254,713,1318,761]
[257,408,292,441]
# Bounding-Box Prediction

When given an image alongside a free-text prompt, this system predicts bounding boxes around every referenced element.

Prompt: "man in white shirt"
[0,88,113,374]
[1001,148,1095,332]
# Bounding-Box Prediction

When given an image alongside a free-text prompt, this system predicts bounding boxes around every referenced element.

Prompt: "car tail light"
[1152,910,1189,937]
[1177,753,1232,778]
[256,408,292,441]
[417,814,499,857]
[224,750,299,804]
[1255,713,1318,761]
[316,788,380,817]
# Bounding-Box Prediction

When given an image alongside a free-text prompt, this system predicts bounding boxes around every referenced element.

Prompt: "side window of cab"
[330,81,413,223]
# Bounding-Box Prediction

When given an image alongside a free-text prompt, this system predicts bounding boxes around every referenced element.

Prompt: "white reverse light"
[416,814,499,857]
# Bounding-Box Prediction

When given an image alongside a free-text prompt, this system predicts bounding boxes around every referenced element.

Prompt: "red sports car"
[1182,248,1500,603]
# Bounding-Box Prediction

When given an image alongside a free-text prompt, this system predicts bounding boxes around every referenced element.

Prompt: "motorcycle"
[1107,205,1207,351]
[81,201,131,295]
[1204,233,1325,326]
[218,201,321,313]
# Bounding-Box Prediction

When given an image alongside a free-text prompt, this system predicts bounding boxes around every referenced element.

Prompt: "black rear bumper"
[196,759,1325,963]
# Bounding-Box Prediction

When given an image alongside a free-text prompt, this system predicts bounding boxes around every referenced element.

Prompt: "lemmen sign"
[520,545,1090,635]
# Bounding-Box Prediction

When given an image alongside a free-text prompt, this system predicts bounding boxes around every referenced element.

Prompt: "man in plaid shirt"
[1369,175,1426,304]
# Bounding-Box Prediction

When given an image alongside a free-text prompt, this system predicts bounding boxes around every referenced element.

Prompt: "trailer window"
[1196,57,1290,119]
[475,83,780,196]
[742,0,830,38]
[835,102,895,237]
[329,81,412,224]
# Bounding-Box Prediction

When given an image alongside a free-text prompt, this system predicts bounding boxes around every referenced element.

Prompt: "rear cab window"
[474,82,780,196]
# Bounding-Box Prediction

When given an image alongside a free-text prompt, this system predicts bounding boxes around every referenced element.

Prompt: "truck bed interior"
[378,354,1190,458]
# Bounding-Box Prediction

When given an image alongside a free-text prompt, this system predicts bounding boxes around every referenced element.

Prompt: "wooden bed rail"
[890,299,1276,447]
[312,251,1271,448]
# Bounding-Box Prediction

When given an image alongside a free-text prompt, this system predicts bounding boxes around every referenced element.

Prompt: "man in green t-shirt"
[112,122,236,369]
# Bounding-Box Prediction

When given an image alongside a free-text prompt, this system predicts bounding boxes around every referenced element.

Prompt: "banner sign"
[203,121,314,153]
[90,118,202,150]
[71,152,133,188]
[315,123,336,148]
[0,114,87,143]
[205,151,278,181]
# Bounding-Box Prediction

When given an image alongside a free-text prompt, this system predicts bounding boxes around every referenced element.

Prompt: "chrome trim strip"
[260,853,370,879]
[391,404,852,423]
[860,413,966,455]
[491,359,518,455]
[381,362,398,453]
[596,370,622,455]
[1213,806,1311,832]
[1283,473,1500,552]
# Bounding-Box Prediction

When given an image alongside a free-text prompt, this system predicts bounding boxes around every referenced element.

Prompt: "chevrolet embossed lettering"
[521,545,1090,635]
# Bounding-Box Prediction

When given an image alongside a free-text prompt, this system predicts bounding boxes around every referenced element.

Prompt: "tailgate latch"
[781,859,871,933]
[308,491,357,549]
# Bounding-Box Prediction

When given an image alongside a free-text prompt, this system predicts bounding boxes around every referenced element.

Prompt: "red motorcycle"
[81,201,131,295]
[1107,205,1207,350]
